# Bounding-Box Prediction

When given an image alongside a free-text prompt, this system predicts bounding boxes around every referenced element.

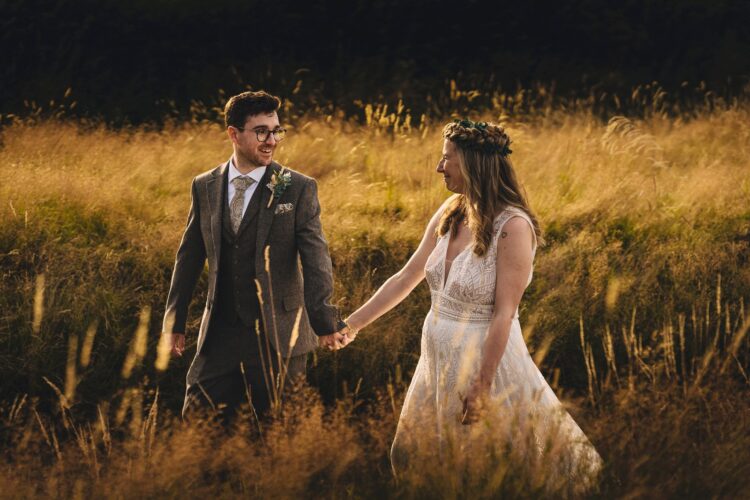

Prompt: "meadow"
[1,86,749,498]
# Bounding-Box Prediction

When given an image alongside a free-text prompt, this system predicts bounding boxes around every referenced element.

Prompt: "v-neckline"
[441,232,473,289]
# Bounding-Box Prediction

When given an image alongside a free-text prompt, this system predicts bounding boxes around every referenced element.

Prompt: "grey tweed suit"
[162,159,344,415]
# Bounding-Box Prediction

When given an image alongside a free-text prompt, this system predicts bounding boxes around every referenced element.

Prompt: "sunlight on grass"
[0,88,749,497]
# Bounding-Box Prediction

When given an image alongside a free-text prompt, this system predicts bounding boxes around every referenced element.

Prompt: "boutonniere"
[266,167,292,208]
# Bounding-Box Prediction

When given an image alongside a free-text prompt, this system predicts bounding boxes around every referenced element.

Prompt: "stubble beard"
[238,146,274,169]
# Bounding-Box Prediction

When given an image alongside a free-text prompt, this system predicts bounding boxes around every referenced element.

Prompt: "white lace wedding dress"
[391,207,602,485]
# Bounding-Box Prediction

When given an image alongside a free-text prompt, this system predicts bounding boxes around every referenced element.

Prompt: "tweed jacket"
[162,160,344,358]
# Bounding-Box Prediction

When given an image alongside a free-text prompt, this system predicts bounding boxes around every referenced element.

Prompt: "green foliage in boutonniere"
[267,167,292,208]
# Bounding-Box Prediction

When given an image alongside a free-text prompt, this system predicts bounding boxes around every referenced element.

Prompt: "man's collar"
[229,157,266,184]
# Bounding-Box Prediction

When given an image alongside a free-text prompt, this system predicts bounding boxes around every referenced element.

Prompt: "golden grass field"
[0,90,749,498]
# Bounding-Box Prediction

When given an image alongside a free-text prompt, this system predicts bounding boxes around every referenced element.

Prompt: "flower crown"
[451,119,513,157]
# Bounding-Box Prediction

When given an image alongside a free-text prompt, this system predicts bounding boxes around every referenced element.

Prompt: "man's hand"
[165,332,185,357]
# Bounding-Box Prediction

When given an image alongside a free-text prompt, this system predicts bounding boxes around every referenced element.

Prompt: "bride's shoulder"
[493,206,537,251]
[493,206,531,229]
[495,204,525,218]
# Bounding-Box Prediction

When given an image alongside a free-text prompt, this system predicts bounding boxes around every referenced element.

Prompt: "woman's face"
[436,139,465,194]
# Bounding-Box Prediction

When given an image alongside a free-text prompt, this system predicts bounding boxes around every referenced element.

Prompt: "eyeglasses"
[235,126,287,142]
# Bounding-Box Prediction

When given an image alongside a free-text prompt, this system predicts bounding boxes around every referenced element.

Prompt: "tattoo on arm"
[501,231,508,239]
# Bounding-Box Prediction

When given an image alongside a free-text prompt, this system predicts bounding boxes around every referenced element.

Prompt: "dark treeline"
[2,0,749,124]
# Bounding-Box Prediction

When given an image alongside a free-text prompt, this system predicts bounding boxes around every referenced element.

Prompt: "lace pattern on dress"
[430,291,493,323]
[425,206,537,313]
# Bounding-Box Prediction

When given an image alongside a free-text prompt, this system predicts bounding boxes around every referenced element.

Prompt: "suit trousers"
[182,327,307,425]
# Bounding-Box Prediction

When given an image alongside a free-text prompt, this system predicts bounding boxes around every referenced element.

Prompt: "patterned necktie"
[230,176,256,233]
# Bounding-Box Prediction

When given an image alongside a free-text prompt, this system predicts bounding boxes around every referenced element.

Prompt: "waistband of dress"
[430,291,494,323]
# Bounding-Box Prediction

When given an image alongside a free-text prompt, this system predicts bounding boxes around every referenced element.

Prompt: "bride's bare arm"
[477,217,535,386]
[462,216,534,423]
[345,203,447,332]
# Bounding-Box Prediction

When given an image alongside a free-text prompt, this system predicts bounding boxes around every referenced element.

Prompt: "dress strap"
[494,207,538,254]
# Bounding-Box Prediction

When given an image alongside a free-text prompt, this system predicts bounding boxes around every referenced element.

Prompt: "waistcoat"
[212,173,265,330]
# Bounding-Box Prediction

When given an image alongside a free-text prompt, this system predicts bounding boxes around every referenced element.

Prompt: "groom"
[161,90,349,421]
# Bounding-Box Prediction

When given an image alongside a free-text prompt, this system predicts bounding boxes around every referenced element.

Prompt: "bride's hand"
[461,379,491,425]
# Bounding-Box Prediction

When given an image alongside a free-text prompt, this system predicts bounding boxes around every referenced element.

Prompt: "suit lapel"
[255,162,282,267]
[206,160,229,259]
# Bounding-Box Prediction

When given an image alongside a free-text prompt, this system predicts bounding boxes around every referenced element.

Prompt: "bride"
[341,119,602,488]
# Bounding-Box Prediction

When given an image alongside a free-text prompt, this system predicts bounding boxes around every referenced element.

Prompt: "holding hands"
[318,319,358,351]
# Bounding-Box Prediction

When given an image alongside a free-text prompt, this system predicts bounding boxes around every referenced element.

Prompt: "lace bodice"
[424,207,537,321]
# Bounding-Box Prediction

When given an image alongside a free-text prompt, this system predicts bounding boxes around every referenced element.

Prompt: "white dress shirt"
[227,159,266,219]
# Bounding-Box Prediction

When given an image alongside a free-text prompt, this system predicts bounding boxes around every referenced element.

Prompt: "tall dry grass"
[1,89,749,497]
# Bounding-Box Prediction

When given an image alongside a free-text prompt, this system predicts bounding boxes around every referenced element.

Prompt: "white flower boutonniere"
[267,167,292,208]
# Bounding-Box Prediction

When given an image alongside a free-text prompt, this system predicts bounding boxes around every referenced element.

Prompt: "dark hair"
[224,90,281,129]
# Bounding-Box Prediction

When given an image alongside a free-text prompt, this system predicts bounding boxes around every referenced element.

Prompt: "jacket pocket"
[282,293,303,312]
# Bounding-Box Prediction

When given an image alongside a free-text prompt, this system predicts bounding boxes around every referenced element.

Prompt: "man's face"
[436,139,465,194]
[229,111,281,167]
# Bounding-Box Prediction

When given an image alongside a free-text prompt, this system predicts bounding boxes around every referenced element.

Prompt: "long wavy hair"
[437,121,543,256]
